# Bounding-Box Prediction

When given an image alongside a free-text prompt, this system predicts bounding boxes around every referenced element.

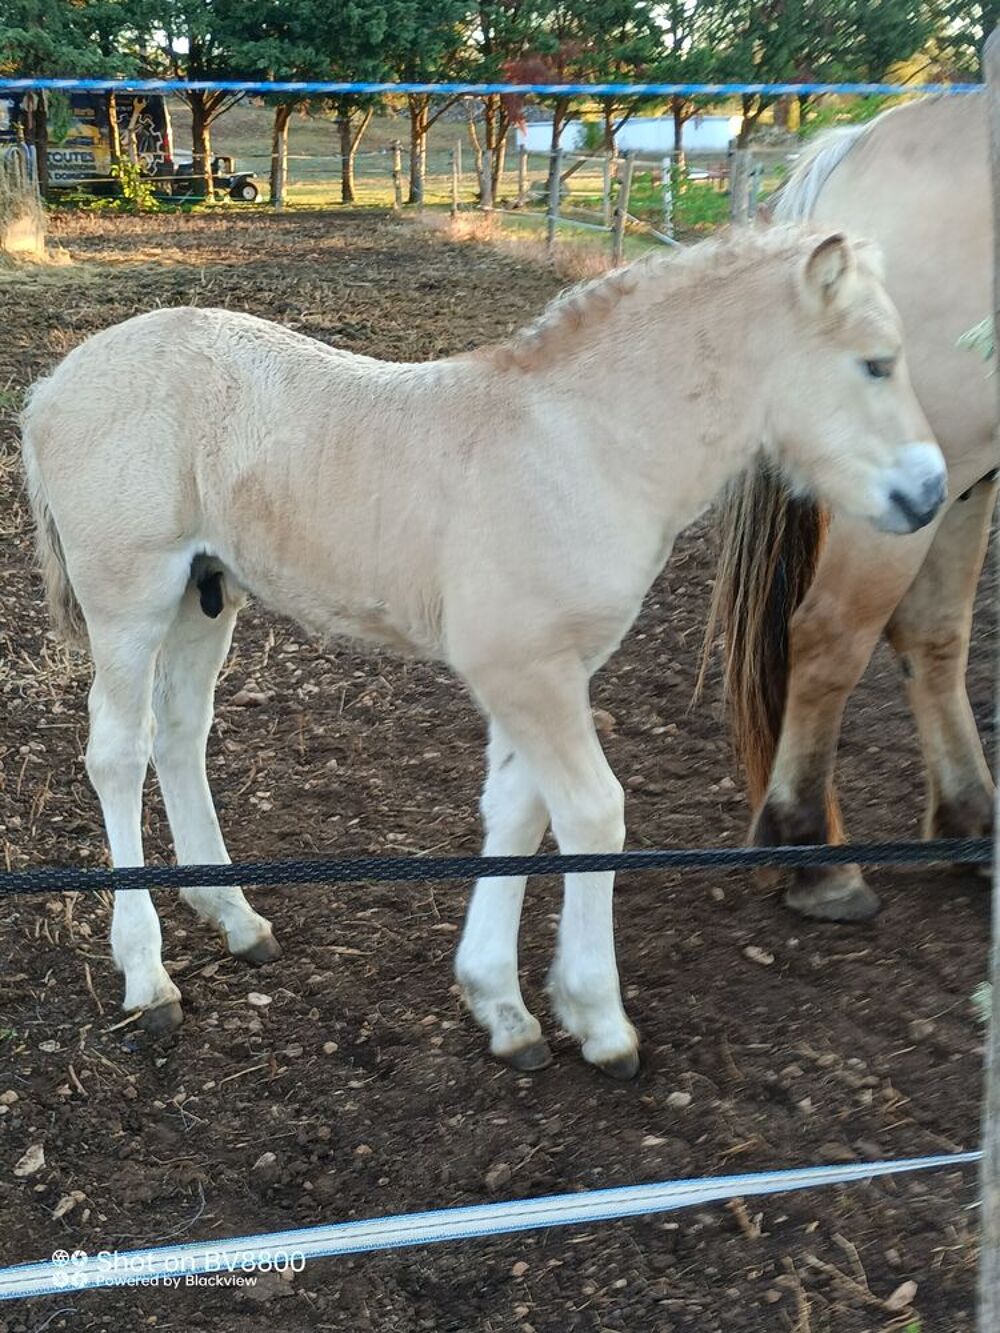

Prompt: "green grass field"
[161,98,770,250]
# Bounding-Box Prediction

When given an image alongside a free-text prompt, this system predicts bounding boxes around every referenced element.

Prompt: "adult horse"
[709,93,998,922]
[22,227,945,1076]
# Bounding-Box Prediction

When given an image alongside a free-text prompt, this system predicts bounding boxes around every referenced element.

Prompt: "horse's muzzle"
[874,442,948,534]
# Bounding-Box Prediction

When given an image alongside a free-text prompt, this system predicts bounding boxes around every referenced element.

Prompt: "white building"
[516,114,741,155]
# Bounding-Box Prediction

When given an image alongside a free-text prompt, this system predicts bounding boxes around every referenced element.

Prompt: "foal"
[22,227,945,1076]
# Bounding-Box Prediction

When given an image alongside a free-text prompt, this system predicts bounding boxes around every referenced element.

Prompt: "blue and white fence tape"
[0,78,984,98]
[0,1151,980,1301]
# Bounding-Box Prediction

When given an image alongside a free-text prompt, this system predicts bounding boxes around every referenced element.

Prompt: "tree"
[306,0,397,204]
[387,0,470,205]
[505,0,661,195]
[225,18,334,205]
[928,0,997,77]
[143,0,275,196]
[654,0,728,170]
[591,0,665,157]
[0,0,142,194]
[715,0,934,146]
[467,0,541,198]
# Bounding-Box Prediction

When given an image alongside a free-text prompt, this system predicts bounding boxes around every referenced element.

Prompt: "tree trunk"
[467,103,486,200]
[408,95,428,205]
[737,95,763,149]
[672,99,687,176]
[492,131,507,196]
[338,106,356,204]
[269,103,291,207]
[190,94,213,197]
[773,95,793,131]
[33,92,49,198]
[545,99,571,198]
[106,91,122,173]
[602,103,615,154]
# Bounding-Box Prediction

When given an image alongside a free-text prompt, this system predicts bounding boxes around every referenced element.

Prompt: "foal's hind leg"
[463,655,637,1078]
[455,723,551,1070]
[84,599,186,1032]
[152,577,280,963]
[885,477,996,846]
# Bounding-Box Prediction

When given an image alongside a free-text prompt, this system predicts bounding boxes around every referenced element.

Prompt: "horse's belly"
[210,466,443,655]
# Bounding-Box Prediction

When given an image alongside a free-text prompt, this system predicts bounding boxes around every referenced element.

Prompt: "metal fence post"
[980,34,1000,1331]
[546,145,562,249]
[611,149,634,265]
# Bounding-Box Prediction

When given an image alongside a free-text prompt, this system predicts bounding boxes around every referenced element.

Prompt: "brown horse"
[709,92,997,921]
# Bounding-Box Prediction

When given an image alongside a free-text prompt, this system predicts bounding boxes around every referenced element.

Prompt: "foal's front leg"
[465,655,638,1078]
[456,724,551,1069]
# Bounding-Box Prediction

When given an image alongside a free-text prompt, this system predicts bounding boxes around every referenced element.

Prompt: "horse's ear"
[802,233,854,307]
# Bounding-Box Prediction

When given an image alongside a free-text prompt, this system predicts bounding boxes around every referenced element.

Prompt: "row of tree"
[1,0,994,202]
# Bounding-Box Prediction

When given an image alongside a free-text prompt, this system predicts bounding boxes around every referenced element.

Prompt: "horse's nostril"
[888,487,939,532]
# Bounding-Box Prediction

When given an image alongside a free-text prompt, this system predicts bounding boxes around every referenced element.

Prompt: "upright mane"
[493,226,822,372]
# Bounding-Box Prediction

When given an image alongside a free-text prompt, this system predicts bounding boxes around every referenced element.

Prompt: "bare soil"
[0,208,992,1333]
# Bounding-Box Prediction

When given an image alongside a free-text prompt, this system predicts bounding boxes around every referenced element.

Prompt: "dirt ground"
[0,209,992,1333]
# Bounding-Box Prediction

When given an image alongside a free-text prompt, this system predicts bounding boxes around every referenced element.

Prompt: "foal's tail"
[20,389,88,648]
[701,124,871,802]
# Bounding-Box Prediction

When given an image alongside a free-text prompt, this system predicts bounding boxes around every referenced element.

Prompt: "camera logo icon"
[51,1249,89,1287]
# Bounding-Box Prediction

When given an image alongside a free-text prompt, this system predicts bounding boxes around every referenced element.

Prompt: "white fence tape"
[0,1150,979,1301]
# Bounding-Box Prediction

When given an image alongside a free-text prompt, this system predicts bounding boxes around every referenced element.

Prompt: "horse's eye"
[863,357,895,379]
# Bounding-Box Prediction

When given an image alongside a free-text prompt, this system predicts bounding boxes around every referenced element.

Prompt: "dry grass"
[423,209,617,284]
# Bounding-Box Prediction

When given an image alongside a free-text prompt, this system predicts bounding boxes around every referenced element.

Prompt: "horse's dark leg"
[752,515,939,921]
[885,476,997,849]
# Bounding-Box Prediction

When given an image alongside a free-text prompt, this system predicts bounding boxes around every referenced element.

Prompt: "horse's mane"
[493,226,818,372]
[770,92,971,223]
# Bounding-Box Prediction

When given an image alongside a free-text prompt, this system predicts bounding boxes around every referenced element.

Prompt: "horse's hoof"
[784,873,881,922]
[593,1048,641,1081]
[504,1039,553,1072]
[140,999,184,1035]
[235,933,283,966]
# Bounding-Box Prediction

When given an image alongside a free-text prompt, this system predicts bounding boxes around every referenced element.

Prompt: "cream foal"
[22,227,945,1077]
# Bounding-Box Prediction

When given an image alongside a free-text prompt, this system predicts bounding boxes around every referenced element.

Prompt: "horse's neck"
[548,272,771,526]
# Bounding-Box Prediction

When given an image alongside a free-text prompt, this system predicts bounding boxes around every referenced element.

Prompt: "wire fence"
[0,837,991,897]
[0,1151,981,1300]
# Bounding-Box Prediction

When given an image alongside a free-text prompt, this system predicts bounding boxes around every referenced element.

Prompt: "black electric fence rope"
[0,837,989,897]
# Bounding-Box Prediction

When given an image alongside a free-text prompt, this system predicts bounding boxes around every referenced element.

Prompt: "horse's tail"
[702,469,828,804]
[701,124,871,801]
[20,387,88,648]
